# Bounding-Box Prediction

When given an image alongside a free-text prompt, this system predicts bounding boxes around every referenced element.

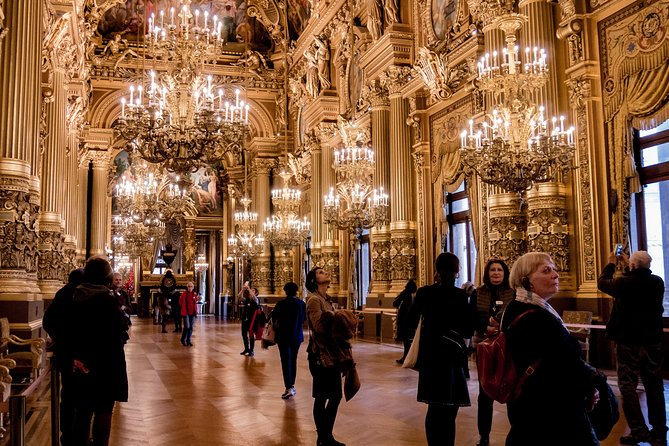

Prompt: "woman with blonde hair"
[502,252,599,445]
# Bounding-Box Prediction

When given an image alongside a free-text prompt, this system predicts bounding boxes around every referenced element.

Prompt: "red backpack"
[476,309,540,404]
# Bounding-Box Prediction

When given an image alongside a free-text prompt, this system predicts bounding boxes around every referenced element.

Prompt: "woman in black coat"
[70,257,129,446]
[502,252,599,446]
[273,281,307,399]
[409,252,476,446]
[393,279,417,364]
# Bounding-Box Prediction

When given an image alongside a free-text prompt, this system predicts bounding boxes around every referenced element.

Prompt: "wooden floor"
[13,316,669,445]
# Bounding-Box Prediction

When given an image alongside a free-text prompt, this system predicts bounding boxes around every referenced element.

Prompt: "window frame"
[444,185,475,284]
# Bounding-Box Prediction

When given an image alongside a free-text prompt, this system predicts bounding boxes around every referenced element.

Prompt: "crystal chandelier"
[323,144,389,237]
[115,0,250,176]
[263,170,310,254]
[459,15,575,194]
[228,156,264,257]
[194,253,209,272]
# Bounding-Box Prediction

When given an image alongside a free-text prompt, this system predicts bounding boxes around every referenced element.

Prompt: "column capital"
[379,65,414,96]
[86,149,109,169]
[363,79,389,109]
[253,157,277,175]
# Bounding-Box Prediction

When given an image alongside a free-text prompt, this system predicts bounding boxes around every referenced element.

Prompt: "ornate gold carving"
[251,258,272,289]
[183,226,196,273]
[289,132,318,185]
[467,0,515,31]
[414,49,472,103]
[567,76,595,281]
[273,255,294,288]
[557,19,584,67]
[412,151,427,284]
[390,233,416,281]
[526,190,569,272]
[0,0,6,59]
[253,157,277,176]
[37,230,67,282]
[362,79,389,109]
[371,238,391,282]
[246,0,286,50]
[0,189,40,273]
[319,250,340,286]
[379,65,414,95]
[488,193,526,266]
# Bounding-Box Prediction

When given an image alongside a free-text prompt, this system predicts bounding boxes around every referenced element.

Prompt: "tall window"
[444,181,477,287]
[631,119,669,312]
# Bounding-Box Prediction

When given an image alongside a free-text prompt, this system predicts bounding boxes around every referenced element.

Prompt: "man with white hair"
[598,250,667,446]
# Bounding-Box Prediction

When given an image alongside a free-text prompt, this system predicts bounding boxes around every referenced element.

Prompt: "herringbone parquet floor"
[14,316,667,445]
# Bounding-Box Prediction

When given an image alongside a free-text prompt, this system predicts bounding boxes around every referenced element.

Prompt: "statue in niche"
[304,45,320,98]
[313,34,331,91]
[384,0,399,28]
[367,0,383,40]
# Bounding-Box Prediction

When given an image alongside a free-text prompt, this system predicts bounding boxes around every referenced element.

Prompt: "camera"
[615,244,623,256]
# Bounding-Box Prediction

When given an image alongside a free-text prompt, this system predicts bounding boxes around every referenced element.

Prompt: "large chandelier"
[323,144,389,237]
[115,0,250,176]
[228,156,264,257]
[460,14,575,194]
[263,170,310,254]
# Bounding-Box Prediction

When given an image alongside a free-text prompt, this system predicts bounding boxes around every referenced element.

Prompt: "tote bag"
[402,316,422,370]
[261,318,276,348]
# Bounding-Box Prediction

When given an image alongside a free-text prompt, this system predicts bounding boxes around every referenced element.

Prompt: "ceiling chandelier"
[115,0,250,176]
[459,14,575,194]
[194,253,209,273]
[228,155,264,257]
[263,169,310,254]
[323,143,389,238]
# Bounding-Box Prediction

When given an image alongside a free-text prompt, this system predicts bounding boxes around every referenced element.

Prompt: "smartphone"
[615,244,623,256]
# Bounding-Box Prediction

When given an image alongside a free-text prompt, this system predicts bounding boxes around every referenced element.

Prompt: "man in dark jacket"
[43,267,85,446]
[598,250,667,446]
[273,282,306,399]
[70,256,129,446]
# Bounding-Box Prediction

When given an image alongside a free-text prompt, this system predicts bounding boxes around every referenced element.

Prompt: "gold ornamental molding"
[359,24,414,81]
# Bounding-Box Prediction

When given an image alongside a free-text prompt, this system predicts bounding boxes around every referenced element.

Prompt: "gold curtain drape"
[606,63,669,244]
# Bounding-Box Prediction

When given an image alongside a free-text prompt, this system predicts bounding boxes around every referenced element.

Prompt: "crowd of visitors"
[41,246,666,446]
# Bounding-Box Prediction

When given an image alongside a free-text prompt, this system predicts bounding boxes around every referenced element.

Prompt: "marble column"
[0,0,43,336]
[251,158,274,294]
[38,68,68,296]
[382,66,416,294]
[487,190,527,267]
[88,150,109,257]
[367,80,391,298]
[63,129,80,267]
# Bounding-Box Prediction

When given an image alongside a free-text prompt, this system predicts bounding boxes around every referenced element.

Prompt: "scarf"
[514,288,564,325]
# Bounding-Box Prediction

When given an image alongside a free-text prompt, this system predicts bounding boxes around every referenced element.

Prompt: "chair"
[0,318,46,383]
[0,358,15,438]
[562,310,593,362]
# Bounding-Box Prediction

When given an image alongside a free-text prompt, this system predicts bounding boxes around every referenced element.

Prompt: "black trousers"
[278,341,301,389]
[173,306,182,330]
[425,404,459,446]
[72,399,115,446]
[241,321,254,352]
[477,382,494,439]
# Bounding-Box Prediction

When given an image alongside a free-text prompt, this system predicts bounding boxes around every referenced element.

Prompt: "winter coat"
[179,290,198,317]
[598,264,665,345]
[409,283,475,405]
[501,299,598,445]
[273,295,306,346]
[70,283,129,404]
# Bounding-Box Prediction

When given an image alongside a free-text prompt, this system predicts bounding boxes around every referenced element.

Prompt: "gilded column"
[381,66,416,294]
[251,157,274,294]
[38,67,68,295]
[320,132,340,296]
[88,150,109,257]
[408,93,433,286]
[183,217,196,273]
[519,0,561,117]
[487,190,527,266]
[76,159,89,261]
[310,141,323,268]
[0,0,43,336]
[367,80,391,298]
[63,129,80,268]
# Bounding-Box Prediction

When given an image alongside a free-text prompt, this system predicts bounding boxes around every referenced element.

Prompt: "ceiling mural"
[97,0,271,52]
[286,0,311,40]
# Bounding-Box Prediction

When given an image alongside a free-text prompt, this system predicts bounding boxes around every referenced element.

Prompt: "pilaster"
[487,191,527,266]
[252,157,275,294]
[88,150,109,257]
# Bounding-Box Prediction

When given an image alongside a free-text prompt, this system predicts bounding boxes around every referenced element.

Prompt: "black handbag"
[588,376,620,440]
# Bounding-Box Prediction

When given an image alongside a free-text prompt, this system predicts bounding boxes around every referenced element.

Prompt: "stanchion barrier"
[9,395,25,446]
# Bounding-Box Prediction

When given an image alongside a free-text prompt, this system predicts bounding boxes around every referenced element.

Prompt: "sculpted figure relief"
[367,0,383,40]
[233,49,270,79]
[102,33,138,69]
[304,46,320,98]
[384,0,399,27]
[0,0,6,58]
[313,34,331,91]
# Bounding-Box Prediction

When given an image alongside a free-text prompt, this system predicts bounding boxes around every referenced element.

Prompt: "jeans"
[616,341,667,438]
[241,321,254,353]
[181,314,196,344]
[278,342,301,388]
